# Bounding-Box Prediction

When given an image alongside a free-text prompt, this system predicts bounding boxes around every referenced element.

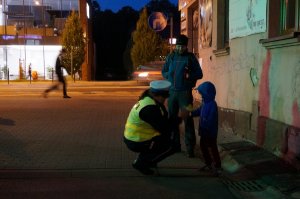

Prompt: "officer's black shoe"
[132,162,154,175]
[186,146,195,158]
[212,168,223,177]
[173,145,181,153]
[149,162,157,168]
[187,151,195,158]
[198,165,212,172]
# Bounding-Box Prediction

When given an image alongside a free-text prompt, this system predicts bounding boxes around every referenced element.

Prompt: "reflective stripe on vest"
[124,96,160,142]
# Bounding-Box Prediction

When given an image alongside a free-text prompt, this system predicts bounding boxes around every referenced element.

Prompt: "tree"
[61,11,85,80]
[91,0,100,12]
[146,0,177,14]
[131,7,164,68]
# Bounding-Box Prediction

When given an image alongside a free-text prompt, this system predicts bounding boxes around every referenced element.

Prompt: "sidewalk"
[217,130,300,199]
[0,80,147,97]
[0,80,141,87]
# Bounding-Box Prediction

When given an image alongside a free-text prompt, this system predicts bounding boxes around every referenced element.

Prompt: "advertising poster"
[229,0,267,39]
[199,0,213,48]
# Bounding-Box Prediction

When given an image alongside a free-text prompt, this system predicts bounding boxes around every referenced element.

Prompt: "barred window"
[213,0,229,56]
[269,0,300,38]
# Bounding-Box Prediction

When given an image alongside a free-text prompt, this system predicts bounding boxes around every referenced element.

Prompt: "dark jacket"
[55,53,63,77]
[139,94,171,138]
[191,82,218,139]
[162,51,203,91]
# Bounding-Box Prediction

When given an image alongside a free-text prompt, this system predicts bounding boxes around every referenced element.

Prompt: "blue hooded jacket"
[191,81,218,139]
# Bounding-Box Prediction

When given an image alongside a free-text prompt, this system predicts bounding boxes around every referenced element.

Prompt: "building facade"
[0,0,93,80]
[179,0,300,167]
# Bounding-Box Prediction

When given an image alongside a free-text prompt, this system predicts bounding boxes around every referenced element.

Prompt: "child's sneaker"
[212,167,223,177]
[198,165,212,171]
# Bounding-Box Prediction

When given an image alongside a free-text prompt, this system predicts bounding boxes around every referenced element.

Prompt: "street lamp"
[169,13,173,52]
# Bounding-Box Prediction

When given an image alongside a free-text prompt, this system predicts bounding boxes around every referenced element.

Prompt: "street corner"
[224,185,287,199]
[218,141,261,181]
[221,157,257,182]
[218,142,246,177]
[221,150,241,174]
[219,166,287,199]
[260,172,300,199]
[291,191,300,199]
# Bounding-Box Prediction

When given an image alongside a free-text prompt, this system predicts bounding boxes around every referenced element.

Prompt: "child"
[190,81,222,176]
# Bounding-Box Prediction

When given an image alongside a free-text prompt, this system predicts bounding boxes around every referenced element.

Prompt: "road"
[0,81,237,199]
[0,81,147,97]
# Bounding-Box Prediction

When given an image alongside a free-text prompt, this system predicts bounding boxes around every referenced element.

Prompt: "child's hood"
[197,81,216,102]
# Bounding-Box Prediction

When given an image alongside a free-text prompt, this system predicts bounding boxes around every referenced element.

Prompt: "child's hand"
[180,108,191,119]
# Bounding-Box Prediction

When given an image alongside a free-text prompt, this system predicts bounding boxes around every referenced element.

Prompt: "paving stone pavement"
[0,81,299,199]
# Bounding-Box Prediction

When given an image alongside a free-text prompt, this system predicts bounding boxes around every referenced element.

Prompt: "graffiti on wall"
[207,50,299,127]
[258,51,300,127]
[231,54,256,71]
[209,53,257,76]
[250,68,259,86]
[257,51,300,164]
[259,50,271,117]
[292,61,300,127]
[292,61,300,103]
[204,53,257,108]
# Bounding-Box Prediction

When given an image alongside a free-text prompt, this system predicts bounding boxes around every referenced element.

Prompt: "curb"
[218,140,300,199]
[0,168,214,179]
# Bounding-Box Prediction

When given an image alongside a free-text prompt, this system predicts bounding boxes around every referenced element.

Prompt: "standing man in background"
[162,34,203,158]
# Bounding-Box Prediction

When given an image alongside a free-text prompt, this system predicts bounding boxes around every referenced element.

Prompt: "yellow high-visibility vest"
[124,96,160,142]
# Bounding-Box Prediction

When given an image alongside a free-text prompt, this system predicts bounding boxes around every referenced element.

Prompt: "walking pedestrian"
[28,63,32,78]
[162,34,203,157]
[28,63,32,82]
[43,48,71,98]
[124,80,176,175]
[187,81,222,176]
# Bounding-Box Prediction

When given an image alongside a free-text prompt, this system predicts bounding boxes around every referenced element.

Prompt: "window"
[269,0,300,38]
[281,0,299,34]
[213,0,229,57]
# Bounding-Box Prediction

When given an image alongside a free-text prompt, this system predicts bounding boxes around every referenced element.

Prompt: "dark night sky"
[96,0,178,12]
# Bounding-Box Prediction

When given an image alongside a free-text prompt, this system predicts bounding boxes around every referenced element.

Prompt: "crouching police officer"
[124,80,176,175]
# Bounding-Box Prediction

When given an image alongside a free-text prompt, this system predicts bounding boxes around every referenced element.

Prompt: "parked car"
[132,61,164,84]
